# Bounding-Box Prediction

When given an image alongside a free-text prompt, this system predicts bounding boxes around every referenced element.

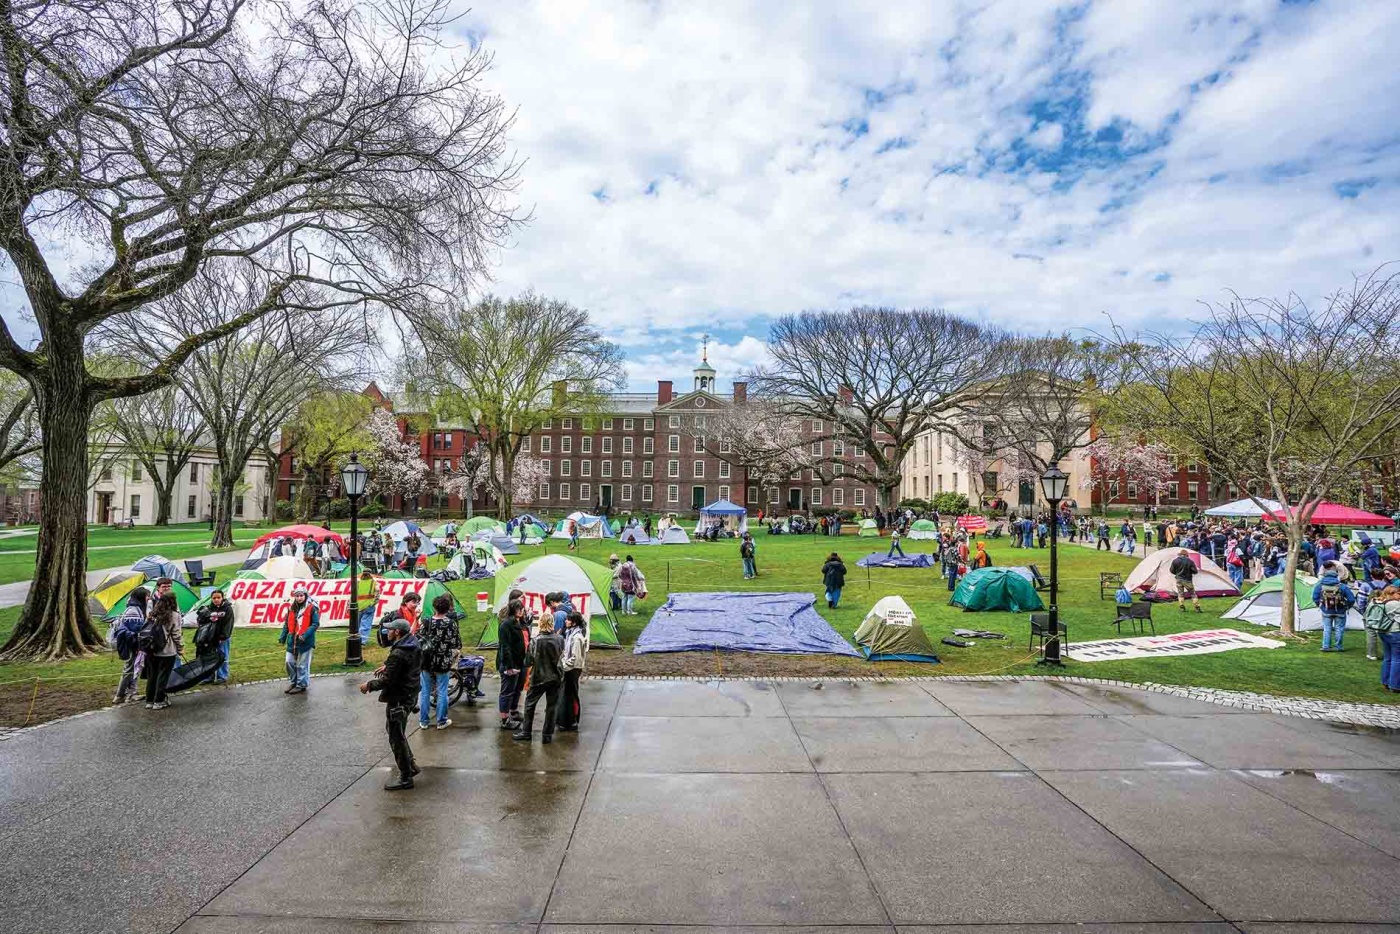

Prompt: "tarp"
[1204,497,1284,518]
[857,519,879,537]
[1124,550,1240,599]
[462,516,505,536]
[634,591,858,656]
[855,552,936,568]
[131,554,184,583]
[252,524,346,549]
[476,554,621,647]
[907,519,939,541]
[1221,573,1364,631]
[853,596,939,663]
[1268,502,1395,528]
[950,567,1045,612]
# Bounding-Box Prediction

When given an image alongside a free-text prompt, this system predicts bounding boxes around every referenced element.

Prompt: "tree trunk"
[1278,523,1304,636]
[1,363,105,660]
[152,475,174,526]
[296,468,319,522]
[211,473,238,548]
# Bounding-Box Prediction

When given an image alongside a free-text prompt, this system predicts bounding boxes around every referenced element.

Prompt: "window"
[811,440,822,456]
[693,462,705,478]
[812,488,823,506]
[189,463,198,483]
[623,418,634,431]
[131,461,143,482]
[1127,481,1139,500]
[812,419,823,432]
[187,494,197,518]
[561,437,572,454]
[602,437,613,454]
[603,418,614,430]
[622,484,633,501]
[540,459,551,476]
[643,484,654,502]
[559,482,570,499]
[543,419,553,429]
[580,483,591,502]
[719,461,731,479]
[833,440,844,456]
[833,489,844,506]
[562,418,574,429]
[769,488,780,504]
[601,461,612,478]
[581,461,592,477]
[581,437,592,454]
[668,435,680,453]
[540,436,552,453]
[622,437,633,454]
[719,440,732,454]
[1188,481,1199,501]
[540,481,550,500]
[521,437,531,453]
[642,461,654,478]
[444,431,452,447]
[667,484,679,503]
[1187,462,1198,474]
[719,485,730,501]
[622,461,633,478]
[833,463,843,477]
[234,496,244,517]
[695,415,706,429]
[854,489,866,506]
[561,460,572,477]
[952,472,959,491]
[101,466,113,483]
[669,415,681,428]
[747,486,758,503]
[937,474,944,492]
[667,459,679,478]
[643,418,654,431]
[693,436,704,453]
[643,437,654,455]
[432,433,441,450]
[129,494,141,519]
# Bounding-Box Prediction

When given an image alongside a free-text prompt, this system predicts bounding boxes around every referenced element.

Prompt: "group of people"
[606,554,649,613]
[110,580,235,709]
[487,591,590,749]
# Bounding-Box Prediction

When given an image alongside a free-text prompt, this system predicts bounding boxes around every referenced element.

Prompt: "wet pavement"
[1,677,1398,934]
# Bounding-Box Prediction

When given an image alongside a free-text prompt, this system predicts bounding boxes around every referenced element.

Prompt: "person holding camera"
[360,618,422,791]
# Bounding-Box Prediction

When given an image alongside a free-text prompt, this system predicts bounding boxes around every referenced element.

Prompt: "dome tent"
[857,519,879,537]
[131,554,184,583]
[854,596,940,663]
[656,526,690,545]
[619,526,652,545]
[476,554,621,648]
[462,515,505,536]
[1123,549,1239,600]
[950,567,1045,612]
[1221,573,1364,631]
[550,511,614,539]
[88,570,147,617]
[907,518,939,541]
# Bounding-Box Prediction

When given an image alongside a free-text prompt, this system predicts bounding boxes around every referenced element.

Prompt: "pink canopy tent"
[252,524,347,548]
[1267,503,1394,528]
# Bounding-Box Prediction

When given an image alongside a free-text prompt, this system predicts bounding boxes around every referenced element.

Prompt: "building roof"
[605,393,661,414]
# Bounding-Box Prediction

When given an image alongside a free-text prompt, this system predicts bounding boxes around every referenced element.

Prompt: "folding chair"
[1028,612,1067,658]
[1113,601,1154,636]
[184,559,216,587]
[1099,571,1124,601]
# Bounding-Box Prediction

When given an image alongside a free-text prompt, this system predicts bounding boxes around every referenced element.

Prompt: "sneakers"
[144,702,153,709]
[151,702,169,710]
[436,719,452,730]
[511,731,531,742]
[384,777,414,791]
[287,685,306,695]
[542,734,553,745]
[418,721,431,730]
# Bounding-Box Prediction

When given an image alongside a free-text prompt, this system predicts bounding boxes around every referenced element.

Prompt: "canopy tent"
[634,591,858,656]
[131,554,184,583]
[87,570,147,618]
[857,519,879,537]
[956,515,988,534]
[696,499,748,535]
[462,516,506,536]
[907,518,939,541]
[550,512,615,539]
[950,567,1045,612]
[1221,573,1364,631]
[252,524,346,550]
[1123,549,1240,599]
[1204,497,1284,518]
[476,554,621,648]
[1269,502,1395,528]
[853,596,940,663]
[619,527,652,545]
[656,526,691,545]
[855,552,936,568]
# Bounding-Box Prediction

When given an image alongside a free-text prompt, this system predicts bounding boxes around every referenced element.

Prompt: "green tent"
[610,518,623,534]
[907,518,939,540]
[950,567,1045,612]
[858,518,879,537]
[462,516,506,536]
[476,553,621,648]
[853,596,940,663]
[106,577,200,620]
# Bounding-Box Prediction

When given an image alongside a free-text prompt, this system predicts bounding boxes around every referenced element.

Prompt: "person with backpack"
[513,611,564,744]
[1365,580,1400,692]
[496,598,528,730]
[1358,567,1388,660]
[741,532,759,576]
[110,587,150,704]
[142,591,183,709]
[196,589,236,684]
[359,618,422,791]
[418,593,462,730]
[278,586,320,695]
[1312,568,1356,652]
[940,541,961,592]
[556,611,588,733]
[822,552,847,608]
[618,555,645,615]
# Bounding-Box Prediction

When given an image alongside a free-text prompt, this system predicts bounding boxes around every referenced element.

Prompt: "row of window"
[533,483,868,508]
[120,462,205,484]
[116,493,245,520]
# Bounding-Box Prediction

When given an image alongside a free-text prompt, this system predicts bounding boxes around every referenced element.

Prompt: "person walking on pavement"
[740,532,758,578]
[278,586,320,694]
[822,552,847,608]
[359,618,422,791]
[556,611,588,733]
[142,591,184,709]
[513,615,564,744]
[418,593,462,729]
[1169,549,1202,613]
[496,598,528,730]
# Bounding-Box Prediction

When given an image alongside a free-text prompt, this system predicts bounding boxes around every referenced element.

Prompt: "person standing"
[886,527,904,559]
[618,555,645,615]
[513,615,564,744]
[418,593,461,729]
[278,586,320,694]
[567,518,579,551]
[556,611,588,732]
[1312,569,1356,653]
[1096,520,1111,551]
[496,599,527,730]
[822,552,847,608]
[302,535,321,576]
[1169,549,1202,613]
[741,532,758,578]
[110,587,150,704]
[142,591,183,710]
[197,589,236,685]
[940,541,961,592]
[1369,582,1400,692]
[360,618,422,790]
[971,541,992,569]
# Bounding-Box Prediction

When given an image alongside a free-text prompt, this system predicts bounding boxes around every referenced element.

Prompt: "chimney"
[657,380,673,405]
[552,380,567,406]
[732,381,747,403]
[838,385,854,406]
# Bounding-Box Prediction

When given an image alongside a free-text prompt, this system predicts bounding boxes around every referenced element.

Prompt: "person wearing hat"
[278,586,320,694]
[1168,548,1202,613]
[360,617,422,790]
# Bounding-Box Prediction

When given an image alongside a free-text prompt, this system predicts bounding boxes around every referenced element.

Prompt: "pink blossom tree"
[1080,436,1176,515]
[363,409,429,502]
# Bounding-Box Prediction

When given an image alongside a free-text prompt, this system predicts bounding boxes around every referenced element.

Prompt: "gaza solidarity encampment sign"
[225,576,428,628]
[1068,628,1286,662]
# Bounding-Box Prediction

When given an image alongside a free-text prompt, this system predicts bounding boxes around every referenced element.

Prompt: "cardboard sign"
[226,576,430,628]
[1068,628,1285,662]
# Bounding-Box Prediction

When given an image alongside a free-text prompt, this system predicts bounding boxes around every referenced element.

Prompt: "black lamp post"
[342,453,369,667]
[1038,463,1069,666]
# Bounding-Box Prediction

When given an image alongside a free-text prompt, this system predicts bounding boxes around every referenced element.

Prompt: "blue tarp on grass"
[634,592,860,656]
[855,552,936,569]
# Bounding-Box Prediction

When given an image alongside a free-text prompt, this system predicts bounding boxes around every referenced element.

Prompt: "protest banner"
[1068,628,1285,662]
[226,576,432,628]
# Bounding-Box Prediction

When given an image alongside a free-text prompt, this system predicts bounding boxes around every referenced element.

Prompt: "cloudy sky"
[450,0,1400,388]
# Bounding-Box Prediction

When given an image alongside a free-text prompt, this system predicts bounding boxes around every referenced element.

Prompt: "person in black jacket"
[821,553,847,609]
[197,589,237,684]
[360,619,423,791]
[513,621,564,744]
[496,598,528,731]
[1168,549,1202,613]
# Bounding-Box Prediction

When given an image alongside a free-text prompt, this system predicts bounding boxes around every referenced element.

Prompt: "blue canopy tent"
[634,592,858,656]
[695,499,748,536]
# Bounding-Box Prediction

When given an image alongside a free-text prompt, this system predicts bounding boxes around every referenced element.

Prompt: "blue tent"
[697,499,748,535]
[855,552,936,568]
[131,554,184,583]
[506,513,546,533]
[634,592,858,656]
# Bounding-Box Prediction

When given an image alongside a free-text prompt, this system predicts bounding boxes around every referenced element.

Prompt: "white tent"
[1221,574,1364,631]
[1124,549,1240,599]
[618,527,652,545]
[383,520,438,557]
[550,511,614,539]
[256,556,317,580]
[1203,497,1284,518]
[656,526,690,545]
[694,499,748,535]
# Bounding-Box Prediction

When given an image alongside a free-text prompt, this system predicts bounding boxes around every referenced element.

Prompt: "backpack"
[1318,582,1350,614]
[1364,599,1394,633]
[136,612,168,655]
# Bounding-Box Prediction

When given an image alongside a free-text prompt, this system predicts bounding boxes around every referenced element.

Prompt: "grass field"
[0,528,1393,727]
[0,522,258,585]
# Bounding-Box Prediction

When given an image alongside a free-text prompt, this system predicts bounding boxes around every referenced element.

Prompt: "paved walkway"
[0,549,246,609]
[2,677,1398,934]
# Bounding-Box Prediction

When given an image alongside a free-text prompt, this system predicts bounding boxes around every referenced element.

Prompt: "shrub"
[930,492,970,515]
[359,502,387,520]
[273,499,294,521]
[325,498,350,520]
[898,497,931,514]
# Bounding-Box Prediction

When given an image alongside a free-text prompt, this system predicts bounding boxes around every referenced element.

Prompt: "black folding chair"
[184,559,216,587]
[1113,601,1154,635]
[1028,612,1067,657]
[1027,563,1051,592]
[1099,571,1124,601]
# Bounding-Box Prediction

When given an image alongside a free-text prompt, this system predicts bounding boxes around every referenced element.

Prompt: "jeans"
[946,569,959,591]
[887,543,904,558]
[1023,530,1033,548]
[284,648,313,688]
[826,587,842,608]
[385,704,416,780]
[419,670,451,725]
[1321,615,1347,651]
[1381,632,1400,689]
[358,606,375,644]
[145,654,176,704]
[1228,564,1244,589]
[498,669,524,719]
[519,679,560,737]
[623,593,636,614]
[743,556,757,577]
[215,640,230,681]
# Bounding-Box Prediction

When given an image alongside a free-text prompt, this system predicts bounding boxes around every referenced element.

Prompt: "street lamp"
[342,453,370,667]
[1038,463,1069,666]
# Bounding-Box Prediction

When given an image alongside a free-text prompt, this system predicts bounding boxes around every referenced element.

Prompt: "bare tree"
[686,399,814,502]
[0,0,521,658]
[749,307,1005,510]
[106,384,206,525]
[419,294,624,519]
[1104,270,1400,635]
[0,371,39,483]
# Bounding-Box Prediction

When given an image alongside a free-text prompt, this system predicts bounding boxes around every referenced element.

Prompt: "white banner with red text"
[1068,628,1286,662]
[224,577,431,628]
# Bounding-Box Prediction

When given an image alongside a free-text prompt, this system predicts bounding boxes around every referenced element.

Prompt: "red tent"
[1267,503,1394,528]
[252,524,347,548]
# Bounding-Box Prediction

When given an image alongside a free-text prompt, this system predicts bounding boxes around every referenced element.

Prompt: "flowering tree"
[947,432,1039,510]
[1080,436,1176,514]
[689,400,815,501]
[440,445,547,515]
[363,409,429,501]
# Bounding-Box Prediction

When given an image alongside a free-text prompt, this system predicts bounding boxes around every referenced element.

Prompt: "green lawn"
[0,522,259,585]
[0,528,1392,727]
